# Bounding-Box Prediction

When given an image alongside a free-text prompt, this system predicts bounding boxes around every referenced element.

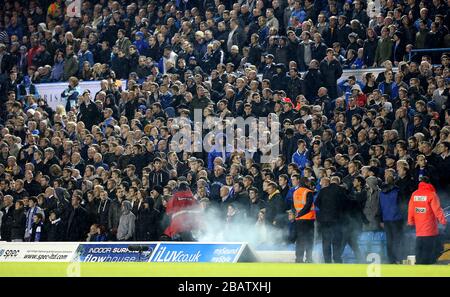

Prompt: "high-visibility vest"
[293,187,316,220]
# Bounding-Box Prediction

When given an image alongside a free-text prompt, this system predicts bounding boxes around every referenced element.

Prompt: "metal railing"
[408,48,450,62]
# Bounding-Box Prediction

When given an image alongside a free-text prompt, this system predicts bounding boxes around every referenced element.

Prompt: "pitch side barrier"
[0,242,257,263]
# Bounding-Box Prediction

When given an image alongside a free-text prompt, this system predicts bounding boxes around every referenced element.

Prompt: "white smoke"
[192,205,287,248]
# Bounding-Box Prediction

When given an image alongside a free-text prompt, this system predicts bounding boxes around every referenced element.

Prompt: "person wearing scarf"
[62,76,81,112]
[30,213,45,242]
[25,197,44,241]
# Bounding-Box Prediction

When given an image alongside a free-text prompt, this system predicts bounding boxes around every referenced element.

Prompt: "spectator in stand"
[0,0,447,267]
[10,200,26,242]
[1,195,14,241]
[379,173,404,264]
[63,45,79,81]
[65,194,89,241]
[342,175,367,263]
[315,177,346,263]
[374,27,393,67]
[320,48,343,100]
[62,76,81,112]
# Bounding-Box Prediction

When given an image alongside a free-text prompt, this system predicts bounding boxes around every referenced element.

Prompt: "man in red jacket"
[164,181,201,241]
[408,176,447,264]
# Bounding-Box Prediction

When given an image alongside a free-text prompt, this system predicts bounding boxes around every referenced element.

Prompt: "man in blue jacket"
[292,139,310,176]
[208,133,232,171]
[380,172,404,264]
[77,41,94,69]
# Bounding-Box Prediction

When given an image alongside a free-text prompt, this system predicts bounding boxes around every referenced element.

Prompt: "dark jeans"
[325,85,338,100]
[320,222,343,263]
[416,236,439,264]
[341,223,362,263]
[384,220,404,264]
[295,220,315,263]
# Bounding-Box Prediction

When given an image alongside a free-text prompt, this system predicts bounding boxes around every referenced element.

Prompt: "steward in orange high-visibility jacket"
[408,177,447,264]
[292,177,316,263]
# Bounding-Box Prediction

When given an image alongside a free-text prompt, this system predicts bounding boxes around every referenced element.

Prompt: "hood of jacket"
[122,200,132,214]
[417,181,436,193]
[366,176,379,191]
[55,187,70,203]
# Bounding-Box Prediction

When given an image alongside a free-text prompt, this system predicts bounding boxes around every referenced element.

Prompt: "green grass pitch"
[1,262,450,277]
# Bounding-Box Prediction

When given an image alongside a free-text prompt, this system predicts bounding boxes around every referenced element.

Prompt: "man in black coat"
[395,163,416,220]
[10,200,26,241]
[286,68,303,101]
[302,60,322,102]
[0,43,14,76]
[128,45,140,74]
[111,49,130,79]
[232,181,251,215]
[265,181,286,229]
[352,0,369,26]
[65,195,89,241]
[24,170,42,197]
[315,177,346,263]
[311,33,328,62]
[97,190,112,228]
[412,113,430,139]
[46,210,65,241]
[323,16,339,47]
[279,99,299,125]
[11,180,29,203]
[248,187,266,223]
[1,70,19,98]
[42,147,60,177]
[319,48,343,100]
[77,90,102,130]
[262,54,276,80]
[286,31,300,67]
[1,195,14,241]
[148,158,170,189]
[227,19,247,53]
[342,175,368,263]
[275,37,289,67]
[247,34,263,68]
[336,15,352,49]
[271,64,288,92]
[135,198,160,241]
[282,128,298,166]
[437,142,450,192]
[98,41,112,65]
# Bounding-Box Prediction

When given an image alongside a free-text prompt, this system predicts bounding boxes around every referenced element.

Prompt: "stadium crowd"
[0,0,449,264]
